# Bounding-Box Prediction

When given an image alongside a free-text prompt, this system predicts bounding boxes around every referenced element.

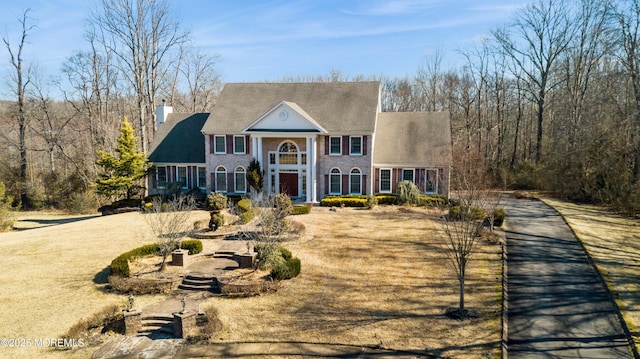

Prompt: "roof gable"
[242,101,327,133]
[202,82,380,134]
[148,113,208,164]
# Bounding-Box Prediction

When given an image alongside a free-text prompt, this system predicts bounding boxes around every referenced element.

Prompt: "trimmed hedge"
[109,240,203,277]
[492,208,506,227]
[181,239,203,255]
[320,194,448,208]
[320,197,367,207]
[292,205,311,215]
[449,205,486,221]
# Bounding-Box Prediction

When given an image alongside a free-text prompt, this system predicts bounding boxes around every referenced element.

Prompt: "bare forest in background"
[1,0,640,215]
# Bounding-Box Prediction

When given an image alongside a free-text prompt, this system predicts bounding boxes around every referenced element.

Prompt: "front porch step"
[138,315,174,337]
[178,274,219,292]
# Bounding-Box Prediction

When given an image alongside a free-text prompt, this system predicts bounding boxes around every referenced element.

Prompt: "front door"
[279,173,298,196]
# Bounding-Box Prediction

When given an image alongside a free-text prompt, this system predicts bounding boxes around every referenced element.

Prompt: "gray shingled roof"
[148,113,208,164]
[202,82,380,134]
[373,112,452,167]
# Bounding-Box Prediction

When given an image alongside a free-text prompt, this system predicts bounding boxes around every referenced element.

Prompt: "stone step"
[141,318,173,327]
[137,325,174,335]
[182,278,214,286]
[212,252,234,259]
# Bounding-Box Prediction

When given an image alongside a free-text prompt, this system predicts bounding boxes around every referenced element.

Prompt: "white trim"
[197,166,207,190]
[329,167,342,195]
[234,166,247,193]
[214,135,226,154]
[177,166,188,189]
[215,166,227,193]
[425,168,439,194]
[402,168,415,183]
[233,135,246,154]
[349,136,363,156]
[329,136,341,156]
[349,167,362,195]
[379,168,392,193]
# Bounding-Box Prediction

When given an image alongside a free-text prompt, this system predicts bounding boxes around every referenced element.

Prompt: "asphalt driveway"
[504,197,633,358]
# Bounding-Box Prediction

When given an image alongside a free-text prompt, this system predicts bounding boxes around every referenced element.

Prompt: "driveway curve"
[504,197,633,358]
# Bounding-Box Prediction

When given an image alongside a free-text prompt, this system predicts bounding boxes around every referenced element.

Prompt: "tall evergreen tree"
[95,119,150,200]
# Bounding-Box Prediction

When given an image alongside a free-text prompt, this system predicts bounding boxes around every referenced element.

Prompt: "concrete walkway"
[91,337,426,358]
[504,197,633,358]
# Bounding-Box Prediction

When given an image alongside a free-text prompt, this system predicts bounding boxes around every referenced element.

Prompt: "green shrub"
[274,193,293,217]
[292,205,311,215]
[397,180,421,205]
[237,198,252,213]
[365,195,378,209]
[207,192,227,212]
[181,239,203,254]
[320,197,367,207]
[240,208,257,224]
[418,194,448,207]
[448,206,486,221]
[0,181,15,231]
[492,208,506,227]
[109,240,202,277]
[209,212,225,231]
[64,190,99,214]
[280,246,293,261]
[375,194,399,205]
[271,256,301,280]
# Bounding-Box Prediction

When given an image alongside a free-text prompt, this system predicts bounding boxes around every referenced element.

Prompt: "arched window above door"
[279,141,298,153]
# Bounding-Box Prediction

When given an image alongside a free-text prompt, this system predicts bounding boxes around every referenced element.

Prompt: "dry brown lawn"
[0,210,209,359]
[542,198,640,348]
[0,206,502,358]
[201,206,502,358]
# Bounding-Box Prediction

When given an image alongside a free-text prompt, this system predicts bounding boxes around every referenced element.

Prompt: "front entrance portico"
[250,135,318,203]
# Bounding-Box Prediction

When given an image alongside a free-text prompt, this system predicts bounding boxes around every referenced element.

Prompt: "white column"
[311,136,317,203]
[252,136,258,159]
[306,137,312,203]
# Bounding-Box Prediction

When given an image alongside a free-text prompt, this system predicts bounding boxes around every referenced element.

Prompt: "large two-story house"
[148,81,452,202]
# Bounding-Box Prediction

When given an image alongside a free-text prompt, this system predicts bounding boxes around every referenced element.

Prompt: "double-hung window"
[214,135,226,154]
[329,168,341,194]
[349,168,361,194]
[329,136,341,155]
[156,167,167,189]
[234,135,245,154]
[402,168,415,183]
[234,166,246,193]
[215,166,227,192]
[380,169,391,193]
[350,136,362,155]
[177,167,187,189]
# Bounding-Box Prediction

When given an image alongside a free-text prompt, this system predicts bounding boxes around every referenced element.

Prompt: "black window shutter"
[342,174,348,195]
[209,135,214,154]
[245,136,250,155]
[362,174,367,195]
[324,174,329,194]
[226,135,233,154]
[363,136,368,156]
[343,136,349,155]
[325,136,329,155]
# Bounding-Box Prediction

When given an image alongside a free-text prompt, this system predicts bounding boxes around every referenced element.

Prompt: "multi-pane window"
[350,136,362,155]
[349,168,361,194]
[215,166,227,192]
[329,136,341,155]
[235,167,246,193]
[156,167,167,188]
[197,167,206,189]
[330,168,341,194]
[234,135,245,154]
[177,167,187,188]
[402,168,414,183]
[214,135,226,154]
[426,169,438,193]
[380,169,391,193]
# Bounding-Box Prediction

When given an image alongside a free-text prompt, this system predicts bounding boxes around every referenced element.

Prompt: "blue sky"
[0,0,526,87]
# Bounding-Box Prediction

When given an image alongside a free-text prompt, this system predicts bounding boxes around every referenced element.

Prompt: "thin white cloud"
[341,0,444,16]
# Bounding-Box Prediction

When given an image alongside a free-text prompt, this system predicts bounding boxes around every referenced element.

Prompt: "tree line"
[1,0,639,215]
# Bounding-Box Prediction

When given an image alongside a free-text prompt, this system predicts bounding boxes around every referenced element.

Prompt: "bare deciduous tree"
[493,0,576,163]
[90,0,188,152]
[144,195,196,271]
[3,9,36,208]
